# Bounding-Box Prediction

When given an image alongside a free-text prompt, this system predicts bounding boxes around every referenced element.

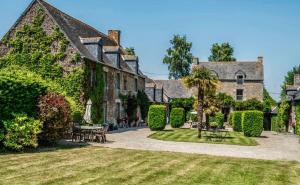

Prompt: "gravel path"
[93,127,300,162]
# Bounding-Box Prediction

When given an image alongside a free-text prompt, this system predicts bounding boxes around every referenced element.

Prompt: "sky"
[1,0,300,100]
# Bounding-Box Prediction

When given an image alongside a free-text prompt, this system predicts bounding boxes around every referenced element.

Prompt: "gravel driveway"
[93,127,300,162]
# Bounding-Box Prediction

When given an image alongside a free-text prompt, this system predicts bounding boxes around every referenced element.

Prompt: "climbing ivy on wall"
[295,102,300,136]
[84,61,105,124]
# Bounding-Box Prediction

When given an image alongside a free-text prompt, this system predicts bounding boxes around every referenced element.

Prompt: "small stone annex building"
[195,57,264,102]
[0,0,146,124]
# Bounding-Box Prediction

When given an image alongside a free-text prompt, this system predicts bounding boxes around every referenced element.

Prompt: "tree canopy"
[125,47,135,56]
[163,35,193,80]
[281,65,300,97]
[208,42,236,62]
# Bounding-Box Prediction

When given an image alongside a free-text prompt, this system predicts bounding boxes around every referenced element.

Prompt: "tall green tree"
[125,47,135,56]
[163,35,193,79]
[183,66,218,137]
[281,65,300,97]
[208,42,236,62]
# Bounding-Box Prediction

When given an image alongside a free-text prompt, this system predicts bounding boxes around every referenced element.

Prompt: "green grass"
[149,128,258,146]
[0,146,299,185]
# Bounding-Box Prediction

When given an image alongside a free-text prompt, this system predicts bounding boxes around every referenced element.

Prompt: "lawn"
[149,128,258,146]
[0,146,299,185]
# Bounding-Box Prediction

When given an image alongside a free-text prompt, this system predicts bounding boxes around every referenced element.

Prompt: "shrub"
[271,115,279,132]
[210,122,218,127]
[170,108,185,128]
[0,66,48,121]
[38,92,71,146]
[2,114,41,151]
[295,103,300,136]
[277,100,290,131]
[232,111,243,132]
[242,111,264,137]
[137,90,150,120]
[235,98,263,111]
[228,112,233,125]
[186,111,197,122]
[209,112,224,128]
[147,105,166,131]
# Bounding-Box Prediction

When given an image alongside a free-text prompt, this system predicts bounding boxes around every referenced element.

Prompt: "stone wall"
[217,81,263,101]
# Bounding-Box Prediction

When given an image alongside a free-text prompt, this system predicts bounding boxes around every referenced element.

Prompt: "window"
[236,89,243,101]
[90,68,96,87]
[104,72,108,91]
[103,101,108,123]
[116,103,121,119]
[237,75,244,84]
[116,73,120,90]
[135,79,138,91]
[124,76,127,90]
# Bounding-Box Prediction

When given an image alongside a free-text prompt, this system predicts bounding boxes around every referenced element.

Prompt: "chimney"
[80,37,102,61]
[108,30,121,45]
[294,74,300,86]
[257,56,263,63]
[192,57,199,65]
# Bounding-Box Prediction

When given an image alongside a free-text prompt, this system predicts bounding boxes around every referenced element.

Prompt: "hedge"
[170,108,185,128]
[242,111,264,137]
[232,111,243,132]
[147,105,166,131]
[228,112,233,125]
[209,112,224,128]
[271,115,279,132]
[296,103,300,136]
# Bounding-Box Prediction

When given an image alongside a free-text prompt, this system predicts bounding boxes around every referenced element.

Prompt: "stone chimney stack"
[108,30,121,45]
[294,74,300,86]
[192,57,199,65]
[257,56,263,63]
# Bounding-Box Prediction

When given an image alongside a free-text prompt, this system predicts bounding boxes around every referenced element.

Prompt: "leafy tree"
[235,98,263,111]
[281,65,300,97]
[215,92,235,109]
[125,47,135,55]
[208,42,236,62]
[263,87,276,113]
[171,97,195,112]
[183,66,218,137]
[163,35,193,79]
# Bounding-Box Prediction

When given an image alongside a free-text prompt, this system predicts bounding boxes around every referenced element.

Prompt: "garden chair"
[95,124,109,143]
[72,123,82,142]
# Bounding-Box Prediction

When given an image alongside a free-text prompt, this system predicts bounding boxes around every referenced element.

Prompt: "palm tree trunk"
[197,87,204,138]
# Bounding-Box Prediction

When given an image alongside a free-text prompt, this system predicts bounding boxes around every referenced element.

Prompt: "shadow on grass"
[0,140,91,156]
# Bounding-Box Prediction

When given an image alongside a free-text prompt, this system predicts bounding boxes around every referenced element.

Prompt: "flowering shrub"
[38,92,71,146]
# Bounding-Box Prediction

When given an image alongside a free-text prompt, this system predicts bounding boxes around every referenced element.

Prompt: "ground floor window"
[116,103,121,119]
[236,89,244,101]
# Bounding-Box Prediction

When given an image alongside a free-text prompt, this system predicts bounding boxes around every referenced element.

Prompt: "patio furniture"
[95,124,109,143]
[203,128,230,142]
[71,123,82,142]
[72,125,103,143]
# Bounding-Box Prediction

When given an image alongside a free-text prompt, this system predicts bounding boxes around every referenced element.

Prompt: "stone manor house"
[0,0,146,124]
[146,57,264,106]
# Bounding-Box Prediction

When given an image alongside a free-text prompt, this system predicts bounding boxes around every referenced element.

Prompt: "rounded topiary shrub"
[147,105,166,131]
[38,92,71,146]
[232,111,243,132]
[242,111,263,137]
[170,108,185,128]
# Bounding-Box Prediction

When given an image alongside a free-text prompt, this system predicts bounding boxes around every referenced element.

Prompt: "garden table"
[74,126,103,142]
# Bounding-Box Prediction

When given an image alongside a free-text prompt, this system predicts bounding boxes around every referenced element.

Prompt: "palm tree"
[183,66,218,138]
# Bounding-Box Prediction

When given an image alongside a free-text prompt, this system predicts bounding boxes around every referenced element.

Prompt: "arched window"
[235,70,246,85]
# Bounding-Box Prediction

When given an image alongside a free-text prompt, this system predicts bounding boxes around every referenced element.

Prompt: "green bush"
[242,111,264,137]
[228,112,233,125]
[147,105,166,131]
[271,115,279,132]
[232,111,243,132]
[0,66,48,121]
[186,112,197,122]
[296,103,300,136]
[170,108,185,128]
[38,92,71,146]
[235,98,263,111]
[2,114,41,151]
[209,112,224,128]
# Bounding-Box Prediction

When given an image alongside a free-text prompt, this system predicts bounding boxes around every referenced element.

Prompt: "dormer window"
[237,75,244,84]
[103,46,120,68]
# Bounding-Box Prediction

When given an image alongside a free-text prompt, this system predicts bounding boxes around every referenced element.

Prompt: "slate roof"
[154,80,193,99]
[198,61,264,81]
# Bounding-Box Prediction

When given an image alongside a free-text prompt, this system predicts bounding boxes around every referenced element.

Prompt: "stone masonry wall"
[218,81,263,101]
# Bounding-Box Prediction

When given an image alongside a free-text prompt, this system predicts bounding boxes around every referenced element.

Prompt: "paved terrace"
[93,126,300,162]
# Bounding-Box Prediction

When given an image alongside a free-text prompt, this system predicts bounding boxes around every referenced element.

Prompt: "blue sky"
[1,0,300,100]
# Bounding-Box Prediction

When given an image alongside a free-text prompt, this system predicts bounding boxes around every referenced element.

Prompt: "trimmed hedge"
[147,105,166,131]
[228,112,233,125]
[170,108,185,128]
[271,115,279,132]
[232,111,243,132]
[209,112,224,128]
[242,111,263,137]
